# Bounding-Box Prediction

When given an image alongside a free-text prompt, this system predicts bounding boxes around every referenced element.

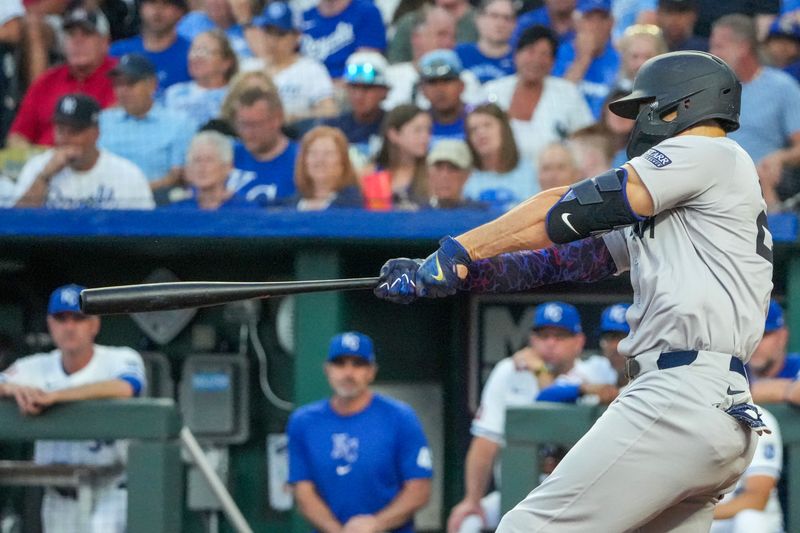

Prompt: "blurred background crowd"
[0,0,798,214]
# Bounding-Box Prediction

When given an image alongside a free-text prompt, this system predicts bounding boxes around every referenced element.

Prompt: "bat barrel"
[80,278,380,315]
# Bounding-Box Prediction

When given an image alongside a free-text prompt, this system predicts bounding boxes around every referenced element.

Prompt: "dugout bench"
[0,398,183,533]
[501,403,800,530]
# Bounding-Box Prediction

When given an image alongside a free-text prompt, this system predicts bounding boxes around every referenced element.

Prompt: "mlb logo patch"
[643,148,672,168]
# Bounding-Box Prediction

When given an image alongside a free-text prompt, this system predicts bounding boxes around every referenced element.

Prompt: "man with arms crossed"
[376,50,772,531]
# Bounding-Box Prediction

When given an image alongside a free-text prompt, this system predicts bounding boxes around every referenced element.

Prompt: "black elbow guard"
[545,168,645,244]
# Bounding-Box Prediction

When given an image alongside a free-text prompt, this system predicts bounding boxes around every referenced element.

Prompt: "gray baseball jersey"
[602,135,773,361]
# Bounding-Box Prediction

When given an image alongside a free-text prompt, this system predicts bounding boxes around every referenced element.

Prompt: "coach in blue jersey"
[287,332,433,533]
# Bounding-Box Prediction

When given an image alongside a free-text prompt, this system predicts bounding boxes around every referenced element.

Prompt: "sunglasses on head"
[344,63,382,85]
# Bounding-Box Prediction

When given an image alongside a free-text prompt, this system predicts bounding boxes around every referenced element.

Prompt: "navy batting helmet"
[609,51,741,159]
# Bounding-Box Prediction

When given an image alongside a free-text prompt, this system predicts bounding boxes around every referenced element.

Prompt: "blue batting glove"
[375,258,424,304]
[416,236,472,298]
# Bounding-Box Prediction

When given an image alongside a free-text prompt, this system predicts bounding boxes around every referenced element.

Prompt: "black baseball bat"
[80,277,381,315]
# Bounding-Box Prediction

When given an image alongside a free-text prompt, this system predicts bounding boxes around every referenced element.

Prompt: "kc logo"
[340,333,361,352]
[543,304,563,322]
[60,288,80,306]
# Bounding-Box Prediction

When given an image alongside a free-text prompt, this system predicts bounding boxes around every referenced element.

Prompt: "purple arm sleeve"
[461,236,617,293]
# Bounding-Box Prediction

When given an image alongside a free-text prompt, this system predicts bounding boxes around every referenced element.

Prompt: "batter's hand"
[374,258,423,304]
[447,499,486,533]
[416,236,472,298]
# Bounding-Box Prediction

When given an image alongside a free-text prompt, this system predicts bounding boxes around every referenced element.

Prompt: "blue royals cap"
[600,303,630,334]
[327,331,375,363]
[532,302,582,334]
[765,299,785,333]
[767,13,800,43]
[577,0,611,14]
[419,49,463,82]
[48,284,87,315]
[257,2,297,32]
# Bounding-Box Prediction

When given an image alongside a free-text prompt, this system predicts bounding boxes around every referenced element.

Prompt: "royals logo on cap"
[327,331,375,363]
[532,301,582,334]
[48,284,88,315]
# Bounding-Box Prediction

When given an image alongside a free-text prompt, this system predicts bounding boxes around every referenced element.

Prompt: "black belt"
[625,350,748,381]
[52,482,126,499]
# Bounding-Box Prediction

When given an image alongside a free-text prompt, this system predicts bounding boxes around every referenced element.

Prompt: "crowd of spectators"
[0,0,799,212]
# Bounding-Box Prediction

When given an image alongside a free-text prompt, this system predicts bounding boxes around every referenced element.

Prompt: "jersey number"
[756,211,773,264]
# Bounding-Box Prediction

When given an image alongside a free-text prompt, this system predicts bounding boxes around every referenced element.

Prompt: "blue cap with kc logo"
[532,302,582,334]
[764,299,785,333]
[328,332,375,363]
[48,284,87,315]
[600,303,631,334]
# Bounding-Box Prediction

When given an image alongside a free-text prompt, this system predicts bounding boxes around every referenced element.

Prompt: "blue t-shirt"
[109,35,192,96]
[227,141,298,206]
[177,11,252,58]
[552,40,620,119]
[728,67,800,163]
[167,192,260,209]
[455,43,515,84]
[776,354,800,379]
[786,61,800,84]
[287,394,433,533]
[300,0,386,78]
[430,113,466,146]
[322,111,383,160]
[512,7,575,47]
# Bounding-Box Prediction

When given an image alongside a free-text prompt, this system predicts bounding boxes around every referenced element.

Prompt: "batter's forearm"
[373,478,431,530]
[461,237,617,293]
[456,188,568,260]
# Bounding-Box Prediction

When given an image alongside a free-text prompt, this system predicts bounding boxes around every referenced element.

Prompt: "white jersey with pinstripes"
[602,135,773,361]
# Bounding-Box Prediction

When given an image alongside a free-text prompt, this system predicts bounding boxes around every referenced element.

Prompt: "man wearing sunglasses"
[0,283,146,532]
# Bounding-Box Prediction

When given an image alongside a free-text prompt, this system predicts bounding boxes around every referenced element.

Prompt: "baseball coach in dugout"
[375,50,773,532]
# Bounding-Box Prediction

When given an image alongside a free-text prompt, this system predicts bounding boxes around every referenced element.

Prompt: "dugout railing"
[0,398,183,533]
[501,402,800,531]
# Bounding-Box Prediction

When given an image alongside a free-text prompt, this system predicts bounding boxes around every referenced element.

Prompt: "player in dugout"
[0,284,146,533]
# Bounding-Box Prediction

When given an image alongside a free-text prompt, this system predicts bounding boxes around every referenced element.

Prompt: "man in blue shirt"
[98,54,193,199]
[551,0,620,119]
[287,332,433,533]
[655,0,708,52]
[227,87,297,206]
[419,50,468,145]
[512,0,576,47]
[300,0,386,79]
[710,14,800,212]
[456,0,516,84]
[110,0,191,97]
[323,51,388,165]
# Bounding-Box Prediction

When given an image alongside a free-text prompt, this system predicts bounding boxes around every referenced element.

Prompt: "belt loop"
[624,358,640,381]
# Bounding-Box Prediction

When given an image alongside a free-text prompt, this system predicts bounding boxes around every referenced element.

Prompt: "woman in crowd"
[482,25,594,172]
[615,24,668,92]
[289,126,362,210]
[164,30,238,132]
[240,1,337,125]
[464,103,537,210]
[362,104,431,210]
[170,131,256,210]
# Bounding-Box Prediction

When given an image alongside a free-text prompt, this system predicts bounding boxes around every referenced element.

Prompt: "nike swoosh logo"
[727,386,745,395]
[431,256,445,281]
[561,213,580,235]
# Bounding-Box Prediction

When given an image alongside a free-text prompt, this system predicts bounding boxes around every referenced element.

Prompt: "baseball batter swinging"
[375,51,773,531]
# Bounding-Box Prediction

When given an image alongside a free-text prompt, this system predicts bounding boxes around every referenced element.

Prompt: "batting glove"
[374,258,423,304]
[416,236,472,298]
